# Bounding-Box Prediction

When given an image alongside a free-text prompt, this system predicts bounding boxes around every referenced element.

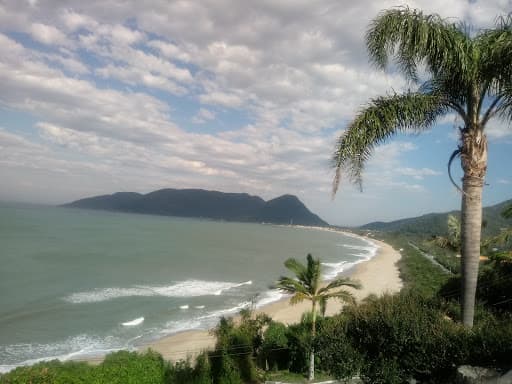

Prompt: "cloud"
[0,0,511,225]
[29,23,69,46]
[396,167,443,180]
[192,108,216,124]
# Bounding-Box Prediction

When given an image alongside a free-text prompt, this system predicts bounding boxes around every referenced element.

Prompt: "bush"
[93,350,166,384]
[285,322,311,375]
[208,351,242,384]
[439,261,512,313]
[0,350,166,384]
[468,314,512,369]
[343,293,467,383]
[261,321,289,371]
[0,360,92,384]
[210,316,256,383]
[167,353,212,384]
[315,315,363,380]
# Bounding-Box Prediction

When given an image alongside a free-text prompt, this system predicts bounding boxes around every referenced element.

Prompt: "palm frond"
[366,6,471,82]
[283,258,308,284]
[289,292,309,305]
[321,290,357,306]
[319,277,361,294]
[332,92,445,193]
[477,15,512,88]
[275,276,308,295]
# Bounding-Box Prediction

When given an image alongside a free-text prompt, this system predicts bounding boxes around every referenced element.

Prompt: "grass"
[263,370,334,383]
[369,231,452,296]
[417,240,461,274]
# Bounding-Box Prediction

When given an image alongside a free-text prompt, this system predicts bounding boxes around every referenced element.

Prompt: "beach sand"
[137,237,403,362]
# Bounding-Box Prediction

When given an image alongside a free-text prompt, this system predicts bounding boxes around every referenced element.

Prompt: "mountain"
[360,198,512,237]
[62,189,328,226]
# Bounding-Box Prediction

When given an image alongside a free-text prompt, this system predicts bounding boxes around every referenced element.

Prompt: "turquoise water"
[0,203,376,371]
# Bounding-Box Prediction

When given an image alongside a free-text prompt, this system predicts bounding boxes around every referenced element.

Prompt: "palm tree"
[275,253,360,381]
[332,7,512,327]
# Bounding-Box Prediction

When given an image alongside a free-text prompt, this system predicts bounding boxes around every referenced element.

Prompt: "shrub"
[0,360,92,384]
[467,314,512,369]
[261,321,289,371]
[315,315,363,380]
[0,350,166,384]
[208,351,242,384]
[93,350,166,384]
[343,293,467,383]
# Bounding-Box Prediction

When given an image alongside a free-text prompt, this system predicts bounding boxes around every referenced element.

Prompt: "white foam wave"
[65,280,253,304]
[322,261,361,280]
[160,320,203,335]
[0,334,125,373]
[179,305,189,309]
[339,243,378,257]
[122,317,144,326]
[198,301,252,320]
[255,290,286,308]
[195,305,205,309]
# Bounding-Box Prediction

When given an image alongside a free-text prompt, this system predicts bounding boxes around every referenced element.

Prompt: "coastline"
[135,235,403,363]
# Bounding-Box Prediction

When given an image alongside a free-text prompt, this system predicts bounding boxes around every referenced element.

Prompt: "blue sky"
[0,0,511,226]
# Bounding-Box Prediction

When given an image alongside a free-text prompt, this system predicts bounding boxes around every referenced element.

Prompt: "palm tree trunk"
[460,128,487,328]
[309,301,317,381]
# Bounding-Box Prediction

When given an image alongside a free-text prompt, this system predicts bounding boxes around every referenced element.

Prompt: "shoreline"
[134,235,402,363]
[6,229,401,368]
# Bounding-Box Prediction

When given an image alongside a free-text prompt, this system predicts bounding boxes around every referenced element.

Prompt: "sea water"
[0,203,377,372]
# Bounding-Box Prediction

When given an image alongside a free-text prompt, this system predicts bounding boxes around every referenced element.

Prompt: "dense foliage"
[0,350,166,384]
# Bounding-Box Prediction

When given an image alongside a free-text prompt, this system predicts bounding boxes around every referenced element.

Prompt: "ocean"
[0,203,377,372]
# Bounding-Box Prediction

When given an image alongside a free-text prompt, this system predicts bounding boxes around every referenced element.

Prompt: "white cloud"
[396,167,442,180]
[29,23,69,46]
[0,0,511,225]
[192,108,216,124]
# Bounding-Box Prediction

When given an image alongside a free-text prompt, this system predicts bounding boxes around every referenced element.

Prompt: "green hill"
[360,198,512,237]
[62,189,328,227]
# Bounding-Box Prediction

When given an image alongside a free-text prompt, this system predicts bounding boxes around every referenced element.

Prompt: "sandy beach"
[137,236,403,362]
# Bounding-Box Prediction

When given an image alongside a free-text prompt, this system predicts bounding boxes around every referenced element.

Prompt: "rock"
[498,369,512,384]
[456,365,501,384]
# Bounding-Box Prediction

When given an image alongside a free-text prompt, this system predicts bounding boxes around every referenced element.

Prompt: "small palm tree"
[332,7,512,327]
[275,253,361,381]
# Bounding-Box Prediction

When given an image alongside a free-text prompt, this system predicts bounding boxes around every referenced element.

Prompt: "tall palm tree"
[332,7,512,327]
[275,253,360,381]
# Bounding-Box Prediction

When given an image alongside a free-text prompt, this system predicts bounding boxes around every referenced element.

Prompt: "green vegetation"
[333,6,512,327]
[275,253,360,381]
[0,350,166,384]
[361,198,512,239]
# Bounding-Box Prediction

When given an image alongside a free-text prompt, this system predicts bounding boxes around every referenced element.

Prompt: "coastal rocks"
[456,365,512,384]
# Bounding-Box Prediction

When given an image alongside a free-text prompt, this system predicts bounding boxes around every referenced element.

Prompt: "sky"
[0,0,511,226]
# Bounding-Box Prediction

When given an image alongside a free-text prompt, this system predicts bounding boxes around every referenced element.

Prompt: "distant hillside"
[360,198,512,237]
[62,189,327,226]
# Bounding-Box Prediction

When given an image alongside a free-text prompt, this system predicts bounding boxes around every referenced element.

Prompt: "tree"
[275,253,360,381]
[332,7,512,327]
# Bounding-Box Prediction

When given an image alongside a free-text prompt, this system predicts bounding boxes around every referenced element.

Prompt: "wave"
[161,320,203,335]
[0,334,125,373]
[254,289,286,308]
[122,317,144,326]
[198,301,252,320]
[339,243,378,257]
[194,305,205,309]
[179,305,189,309]
[64,280,253,304]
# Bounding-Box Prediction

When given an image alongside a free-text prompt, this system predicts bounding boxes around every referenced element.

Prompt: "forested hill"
[360,198,512,237]
[62,189,328,226]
